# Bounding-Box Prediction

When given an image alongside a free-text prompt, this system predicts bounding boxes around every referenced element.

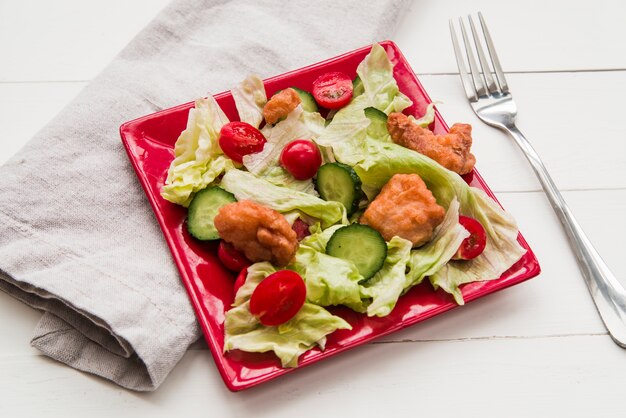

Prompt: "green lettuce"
[356,43,412,115]
[428,187,526,304]
[231,74,266,128]
[243,105,325,195]
[404,198,468,286]
[220,169,346,228]
[327,134,526,303]
[359,236,413,317]
[161,96,233,206]
[224,262,352,368]
[291,225,367,312]
[409,102,438,128]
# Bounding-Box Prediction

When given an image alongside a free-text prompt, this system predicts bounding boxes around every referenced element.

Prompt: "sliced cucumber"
[187,186,236,240]
[364,107,388,139]
[352,75,364,97]
[291,87,318,113]
[315,163,363,216]
[326,224,387,280]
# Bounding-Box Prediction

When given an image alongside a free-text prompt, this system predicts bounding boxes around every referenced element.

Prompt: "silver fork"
[450,12,626,348]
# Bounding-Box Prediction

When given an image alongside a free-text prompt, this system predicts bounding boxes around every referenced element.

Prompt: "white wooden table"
[2,1,625,416]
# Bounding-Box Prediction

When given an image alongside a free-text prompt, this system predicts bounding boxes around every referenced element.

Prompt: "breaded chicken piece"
[262,88,301,125]
[214,200,298,267]
[360,174,445,247]
[387,112,476,175]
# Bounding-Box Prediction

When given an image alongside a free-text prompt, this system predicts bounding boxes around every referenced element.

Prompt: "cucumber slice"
[187,186,236,240]
[315,163,363,216]
[352,75,364,97]
[326,224,387,280]
[291,87,318,113]
[364,107,388,139]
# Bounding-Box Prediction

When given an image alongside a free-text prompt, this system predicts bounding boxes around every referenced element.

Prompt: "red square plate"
[120,41,540,391]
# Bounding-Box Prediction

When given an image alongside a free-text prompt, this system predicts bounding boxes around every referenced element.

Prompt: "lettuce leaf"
[243,106,309,175]
[329,135,526,303]
[429,187,526,304]
[405,198,469,286]
[360,236,413,317]
[224,262,352,368]
[231,74,266,128]
[161,96,233,206]
[220,169,346,228]
[243,105,324,195]
[291,225,367,312]
[409,102,438,128]
[262,166,318,195]
[356,43,412,115]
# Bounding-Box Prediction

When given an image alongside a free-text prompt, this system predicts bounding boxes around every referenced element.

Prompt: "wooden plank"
[1,0,626,83]
[1,335,624,417]
[395,0,626,73]
[0,0,170,82]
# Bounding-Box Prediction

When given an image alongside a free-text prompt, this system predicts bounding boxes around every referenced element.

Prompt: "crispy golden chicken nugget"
[262,88,301,125]
[387,112,476,175]
[214,200,298,267]
[360,174,445,247]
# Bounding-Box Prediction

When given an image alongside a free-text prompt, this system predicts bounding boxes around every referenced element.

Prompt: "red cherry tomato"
[218,241,251,272]
[312,72,353,109]
[249,270,306,326]
[233,267,248,296]
[218,121,267,164]
[453,216,487,260]
[291,218,311,241]
[280,139,322,180]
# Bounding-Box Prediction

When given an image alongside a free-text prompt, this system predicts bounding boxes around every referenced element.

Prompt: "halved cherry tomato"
[233,267,248,296]
[280,139,322,180]
[453,216,487,260]
[218,241,251,272]
[249,270,306,326]
[312,72,353,109]
[218,121,267,164]
[291,218,311,241]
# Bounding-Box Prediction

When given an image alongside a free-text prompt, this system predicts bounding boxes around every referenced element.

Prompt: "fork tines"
[450,12,509,102]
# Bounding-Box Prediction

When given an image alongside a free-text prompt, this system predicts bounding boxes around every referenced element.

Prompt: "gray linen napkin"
[0,0,410,391]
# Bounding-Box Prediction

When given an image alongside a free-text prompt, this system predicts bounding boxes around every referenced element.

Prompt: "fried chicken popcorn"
[387,112,476,175]
[214,200,298,267]
[360,174,445,247]
[262,88,301,125]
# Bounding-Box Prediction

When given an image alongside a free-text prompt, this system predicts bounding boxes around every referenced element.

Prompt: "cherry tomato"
[291,218,311,241]
[280,139,322,180]
[453,216,487,260]
[312,72,353,109]
[218,241,251,272]
[233,267,248,296]
[218,121,267,164]
[249,270,306,326]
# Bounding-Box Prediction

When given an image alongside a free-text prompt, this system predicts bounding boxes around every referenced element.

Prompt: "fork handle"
[505,124,626,347]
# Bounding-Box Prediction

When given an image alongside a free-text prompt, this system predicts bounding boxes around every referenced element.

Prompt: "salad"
[160,44,526,368]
